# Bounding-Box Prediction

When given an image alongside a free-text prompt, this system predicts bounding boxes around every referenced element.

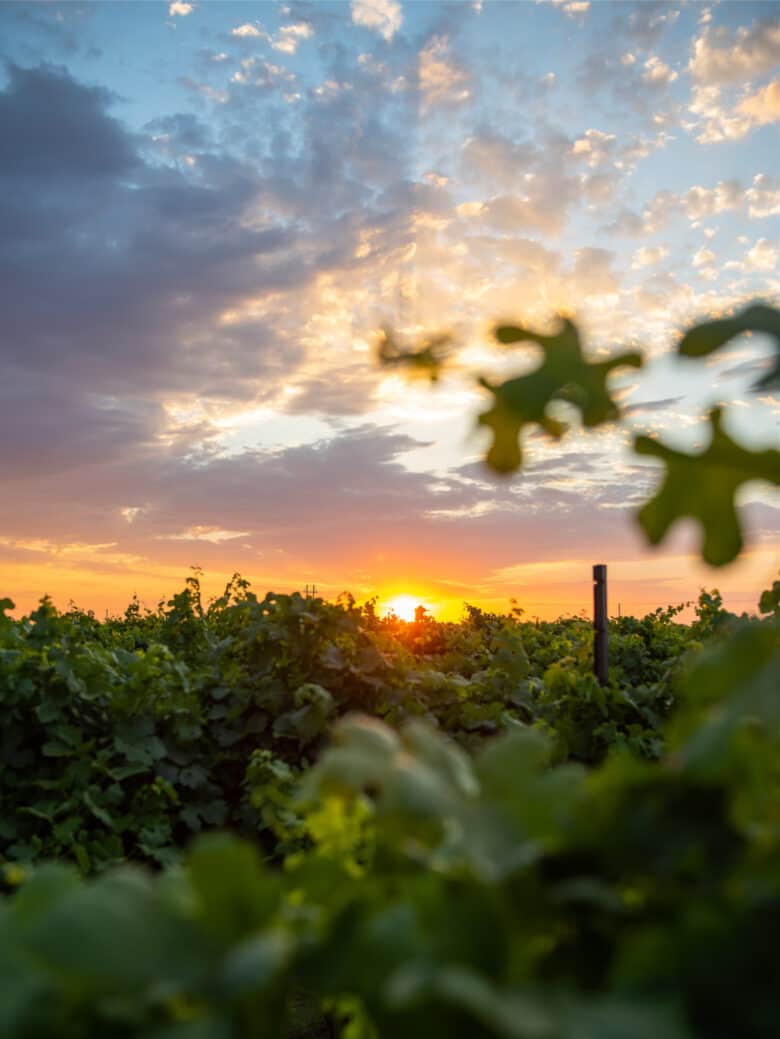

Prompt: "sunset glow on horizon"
[0,0,777,622]
[381,593,434,622]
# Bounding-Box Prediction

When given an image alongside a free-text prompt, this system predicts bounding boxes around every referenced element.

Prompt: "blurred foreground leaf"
[480,318,642,473]
[635,407,780,566]
[678,303,780,390]
[377,329,451,382]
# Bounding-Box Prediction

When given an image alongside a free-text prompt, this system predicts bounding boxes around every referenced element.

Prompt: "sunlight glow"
[381,593,432,622]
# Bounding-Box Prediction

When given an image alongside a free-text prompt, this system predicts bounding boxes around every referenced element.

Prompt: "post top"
[593,564,607,579]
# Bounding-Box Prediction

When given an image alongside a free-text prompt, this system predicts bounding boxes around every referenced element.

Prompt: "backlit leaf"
[677,303,780,390]
[635,407,780,566]
[377,329,451,383]
[481,318,642,473]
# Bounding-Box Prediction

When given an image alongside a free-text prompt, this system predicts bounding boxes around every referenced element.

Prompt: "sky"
[0,0,778,621]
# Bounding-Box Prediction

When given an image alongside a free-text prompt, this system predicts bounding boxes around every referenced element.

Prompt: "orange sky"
[3,533,776,624]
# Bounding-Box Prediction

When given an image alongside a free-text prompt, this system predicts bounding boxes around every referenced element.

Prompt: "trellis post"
[593,564,609,686]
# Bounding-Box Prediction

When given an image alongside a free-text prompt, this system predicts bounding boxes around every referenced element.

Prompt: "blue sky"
[0,0,778,618]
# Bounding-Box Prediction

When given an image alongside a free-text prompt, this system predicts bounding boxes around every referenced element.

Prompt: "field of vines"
[1,303,779,1038]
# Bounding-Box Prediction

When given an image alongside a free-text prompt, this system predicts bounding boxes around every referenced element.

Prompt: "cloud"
[228,18,313,54]
[418,35,470,111]
[569,247,619,296]
[459,128,583,235]
[273,21,314,53]
[549,0,590,19]
[737,80,780,127]
[639,176,778,230]
[0,370,167,482]
[632,245,669,268]
[571,128,617,168]
[169,2,193,16]
[159,526,250,543]
[581,171,620,206]
[625,3,680,47]
[642,55,678,85]
[602,207,645,237]
[143,111,213,156]
[746,174,780,218]
[282,22,314,38]
[0,52,462,512]
[743,238,778,272]
[692,246,718,281]
[577,33,682,129]
[231,23,262,38]
[688,78,780,143]
[0,2,98,57]
[0,62,137,181]
[0,411,713,613]
[230,56,296,88]
[688,17,780,85]
[0,64,325,453]
[573,128,666,175]
[682,180,744,221]
[351,0,402,42]
[692,246,716,269]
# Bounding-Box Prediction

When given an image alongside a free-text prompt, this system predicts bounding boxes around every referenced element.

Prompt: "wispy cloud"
[688,17,780,84]
[351,0,402,42]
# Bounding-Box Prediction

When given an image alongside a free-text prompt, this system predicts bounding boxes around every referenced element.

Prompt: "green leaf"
[385,965,555,1039]
[635,408,780,566]
[305,715,400,797]
[678,302,780,390]
[403,721,479,799]
[22,870,199,991]
[108,763,150,782]
[273,684,334,745]
[480,318,641,473]
[220,930,293,995]
[561,997,690,1039]
[34,701,62,724]
[41,741,70,757]
[186,834,280,947]
[146,1023,232,1039]
[114,718,167,765]
[179,765,209,789]
[6,864,81,923]
[83,791,114,830]
[669,617,780,778]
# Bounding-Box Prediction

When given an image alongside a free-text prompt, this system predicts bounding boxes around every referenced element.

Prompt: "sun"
[382,593,429,622]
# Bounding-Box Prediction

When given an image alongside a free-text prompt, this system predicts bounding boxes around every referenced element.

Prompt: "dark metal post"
[593,564,608,686]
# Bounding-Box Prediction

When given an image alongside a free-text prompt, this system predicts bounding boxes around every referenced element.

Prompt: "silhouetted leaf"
[759,577,780,616]
[481,318,642,473]
[377,329,451,382]
[678,302,780,389]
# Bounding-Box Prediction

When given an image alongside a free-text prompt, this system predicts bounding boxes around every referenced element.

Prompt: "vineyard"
[7,1,780,1031]
[1,304,779,1038]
